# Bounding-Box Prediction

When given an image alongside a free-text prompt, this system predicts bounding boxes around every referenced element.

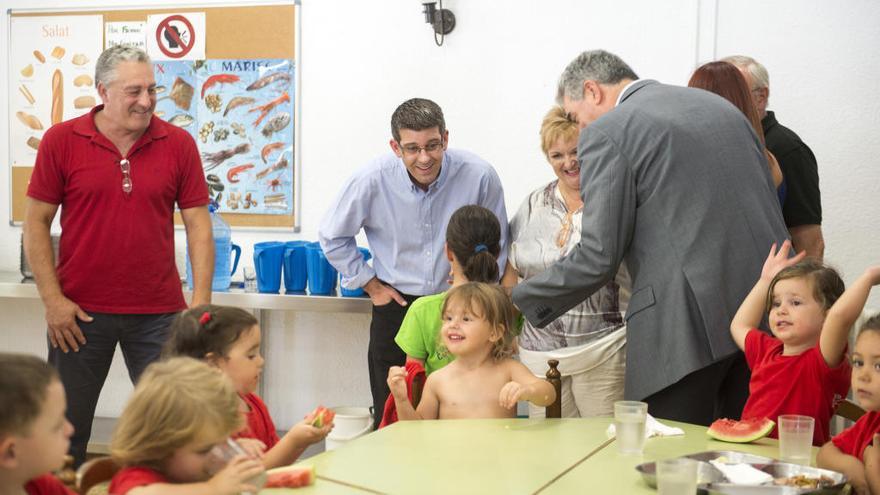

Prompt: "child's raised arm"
[387,366,439,420]
[820,266,880,366]
[817,441,869,495]
[730,241,806,350]
[498,360,557,410]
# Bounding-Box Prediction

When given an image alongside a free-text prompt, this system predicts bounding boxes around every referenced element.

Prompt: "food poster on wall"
[152,60,197,142]
[9,15,103,167]
[195,59,294,215]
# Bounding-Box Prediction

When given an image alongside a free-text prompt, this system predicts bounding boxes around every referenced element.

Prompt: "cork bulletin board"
[7,2,301,229]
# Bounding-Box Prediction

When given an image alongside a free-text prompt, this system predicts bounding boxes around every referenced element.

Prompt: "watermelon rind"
[707,417,775,443]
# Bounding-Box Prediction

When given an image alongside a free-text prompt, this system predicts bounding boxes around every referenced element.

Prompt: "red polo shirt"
[27,105,209,314]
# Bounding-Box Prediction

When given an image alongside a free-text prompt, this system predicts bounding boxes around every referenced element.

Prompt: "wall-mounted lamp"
[422,1,455,46]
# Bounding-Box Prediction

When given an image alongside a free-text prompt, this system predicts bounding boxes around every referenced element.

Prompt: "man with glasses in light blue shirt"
[319,97,508,428]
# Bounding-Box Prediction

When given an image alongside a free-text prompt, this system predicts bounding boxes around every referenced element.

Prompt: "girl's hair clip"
[474,244,488,253]
[199,312,212,325]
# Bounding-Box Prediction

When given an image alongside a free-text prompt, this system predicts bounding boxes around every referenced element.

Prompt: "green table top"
[291,418,612,495]
[538,420,815,494]
[279,418,819,494]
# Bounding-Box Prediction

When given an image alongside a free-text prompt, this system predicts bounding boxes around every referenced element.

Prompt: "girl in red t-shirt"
[730,241,853,445]
[165,305,333,469]
[108,357,264,495]
[816,267,880,495]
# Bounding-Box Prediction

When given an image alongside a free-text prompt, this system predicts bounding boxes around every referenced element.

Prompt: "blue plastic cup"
[306,244,338,295]
[283,241,309,293]
[253,241,285,293]
[341,247,372,297]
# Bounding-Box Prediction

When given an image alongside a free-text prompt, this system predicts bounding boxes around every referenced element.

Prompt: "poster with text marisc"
[9,15,102,168]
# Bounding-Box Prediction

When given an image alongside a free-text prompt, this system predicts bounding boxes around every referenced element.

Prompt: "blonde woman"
[503,106,630,418]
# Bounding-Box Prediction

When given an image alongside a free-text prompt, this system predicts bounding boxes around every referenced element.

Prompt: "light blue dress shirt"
[318,148,508,296]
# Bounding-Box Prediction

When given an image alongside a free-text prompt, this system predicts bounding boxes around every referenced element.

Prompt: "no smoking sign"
[146,13,205,61]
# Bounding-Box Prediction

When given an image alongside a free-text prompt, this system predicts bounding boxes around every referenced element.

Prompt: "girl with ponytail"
[394,205,507,375]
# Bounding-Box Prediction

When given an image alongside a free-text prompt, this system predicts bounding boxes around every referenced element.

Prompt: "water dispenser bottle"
[187,203,241,291]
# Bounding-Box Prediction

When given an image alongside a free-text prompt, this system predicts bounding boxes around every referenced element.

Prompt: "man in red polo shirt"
[22,45,214,466]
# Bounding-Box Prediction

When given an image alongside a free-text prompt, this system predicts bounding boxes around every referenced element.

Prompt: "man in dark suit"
[512,50,789,424]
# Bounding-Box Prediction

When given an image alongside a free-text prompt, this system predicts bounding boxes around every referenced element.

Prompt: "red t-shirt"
[741,329,851,445]
[233,393,280,449]
[26,105,209,314]
[832,411,880,461]
[108,466,168,494]
[24,474,76,495]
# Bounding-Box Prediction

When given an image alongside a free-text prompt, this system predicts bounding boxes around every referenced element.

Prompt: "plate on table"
[636,451,848,494]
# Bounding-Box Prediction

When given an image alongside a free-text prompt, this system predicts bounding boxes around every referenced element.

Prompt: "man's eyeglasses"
[399,140,443,156]
[120,159,132,195]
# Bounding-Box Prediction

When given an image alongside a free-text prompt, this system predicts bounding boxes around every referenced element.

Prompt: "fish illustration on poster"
[152,60,197,142]
[195,59,294,215]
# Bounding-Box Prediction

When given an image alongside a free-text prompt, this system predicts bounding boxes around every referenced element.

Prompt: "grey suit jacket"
[512,80,789,400]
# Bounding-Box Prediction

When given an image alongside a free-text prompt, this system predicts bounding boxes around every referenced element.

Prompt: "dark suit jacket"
[512,80,789,400]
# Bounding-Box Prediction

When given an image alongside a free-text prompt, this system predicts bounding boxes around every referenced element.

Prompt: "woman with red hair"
[689,61,784,194]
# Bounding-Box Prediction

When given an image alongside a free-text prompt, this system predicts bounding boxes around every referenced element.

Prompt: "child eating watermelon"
[729,241,850,446]
[165,305,334,469]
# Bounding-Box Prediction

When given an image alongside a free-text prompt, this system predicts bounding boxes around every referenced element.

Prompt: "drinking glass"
[778,415,814,465]
[614,400,648,455]
[656,457,698,494]
[243,266,257,293]
[208,438,266,494]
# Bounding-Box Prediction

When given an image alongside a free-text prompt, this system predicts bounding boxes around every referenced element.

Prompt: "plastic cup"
[778,415,814,465]
[208,438,266,495]
[243,266,257,293]
[656,457,698,494]
[614,400,648,455]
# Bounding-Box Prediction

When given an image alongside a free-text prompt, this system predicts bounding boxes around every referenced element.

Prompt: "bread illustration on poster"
[8,15,102,168]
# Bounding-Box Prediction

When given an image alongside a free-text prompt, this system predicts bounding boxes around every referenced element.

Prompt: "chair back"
[545,359,562,418]
[836,399,866,422]
[76,456,119,495]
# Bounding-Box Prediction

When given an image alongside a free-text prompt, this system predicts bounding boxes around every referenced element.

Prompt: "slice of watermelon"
[265,466,315,488]
[309,405,335,428]
[707,417,775,443]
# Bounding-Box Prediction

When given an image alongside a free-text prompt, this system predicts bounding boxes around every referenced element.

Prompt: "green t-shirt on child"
[394,292,452,376]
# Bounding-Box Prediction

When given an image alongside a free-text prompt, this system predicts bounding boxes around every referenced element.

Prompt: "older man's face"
[97,61,156,135]
[562,83,608,130]
[738,68,768,118]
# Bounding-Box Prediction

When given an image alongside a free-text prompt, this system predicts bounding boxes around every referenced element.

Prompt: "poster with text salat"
[195,59,294,215]
[9,15,102,168]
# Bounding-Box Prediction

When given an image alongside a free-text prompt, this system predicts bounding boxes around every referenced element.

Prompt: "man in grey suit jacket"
[512,50,789,425]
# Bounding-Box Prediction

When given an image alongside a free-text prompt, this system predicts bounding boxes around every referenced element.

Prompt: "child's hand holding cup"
[208,438,267,495]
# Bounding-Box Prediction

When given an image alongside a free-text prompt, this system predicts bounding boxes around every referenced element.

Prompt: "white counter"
[0,270,375,455]
[0,271,372,313]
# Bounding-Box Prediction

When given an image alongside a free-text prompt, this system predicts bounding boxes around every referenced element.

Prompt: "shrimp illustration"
[260,142,285,163]
[201,74,240,99]
[226,163,255,183]
[249,92,290,127]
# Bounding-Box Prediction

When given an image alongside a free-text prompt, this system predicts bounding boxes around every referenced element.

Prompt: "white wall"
[1,0,878,429]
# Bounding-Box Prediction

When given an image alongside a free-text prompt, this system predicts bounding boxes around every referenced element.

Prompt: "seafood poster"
[193,59,294,215]
[8,15,103,168]
[153,60,198,142]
